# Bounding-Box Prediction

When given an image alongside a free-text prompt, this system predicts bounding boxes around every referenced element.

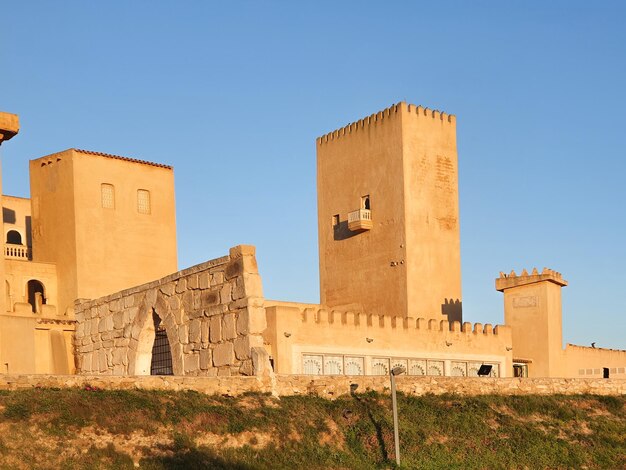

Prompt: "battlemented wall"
[264,301,512,376]
[73,245,269,377]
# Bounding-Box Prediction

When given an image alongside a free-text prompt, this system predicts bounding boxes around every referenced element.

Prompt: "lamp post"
[390,365,405,466]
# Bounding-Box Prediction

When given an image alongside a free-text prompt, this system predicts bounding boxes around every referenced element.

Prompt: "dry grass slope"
[0,388,623,469]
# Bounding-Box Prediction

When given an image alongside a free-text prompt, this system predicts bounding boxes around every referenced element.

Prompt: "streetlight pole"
[390,366,405,466]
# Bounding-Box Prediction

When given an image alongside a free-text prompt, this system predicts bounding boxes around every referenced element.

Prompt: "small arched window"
[6,230,22,245]
[27,280,46,313]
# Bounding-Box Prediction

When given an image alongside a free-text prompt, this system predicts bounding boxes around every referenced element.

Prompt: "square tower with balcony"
[317,102,461,321]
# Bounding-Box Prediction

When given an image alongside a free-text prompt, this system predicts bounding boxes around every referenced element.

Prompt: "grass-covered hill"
[0,387,623,469]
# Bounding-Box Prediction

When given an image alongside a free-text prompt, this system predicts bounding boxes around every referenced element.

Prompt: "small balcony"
[4,244,31,261]
[348,209,373,232]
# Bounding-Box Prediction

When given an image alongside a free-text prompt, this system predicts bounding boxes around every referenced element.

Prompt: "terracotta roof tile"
[73,148,172,169]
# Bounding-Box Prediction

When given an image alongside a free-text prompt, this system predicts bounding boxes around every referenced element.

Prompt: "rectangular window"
[101,184,115,209]
[137,189,151,214]
[332,214,340,227]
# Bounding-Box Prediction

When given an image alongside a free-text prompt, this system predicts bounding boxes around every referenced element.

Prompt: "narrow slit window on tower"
[137,189,151,214]
[101,183,115,209]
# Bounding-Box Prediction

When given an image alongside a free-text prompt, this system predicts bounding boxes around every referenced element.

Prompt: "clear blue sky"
[2,2,625,349]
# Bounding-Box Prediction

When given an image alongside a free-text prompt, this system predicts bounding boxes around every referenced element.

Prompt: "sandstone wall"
[0,374,623,397]
[73,245,268,377]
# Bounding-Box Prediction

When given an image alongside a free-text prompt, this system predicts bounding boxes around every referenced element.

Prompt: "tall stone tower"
[317,102,461,321]
[29,148,178,314]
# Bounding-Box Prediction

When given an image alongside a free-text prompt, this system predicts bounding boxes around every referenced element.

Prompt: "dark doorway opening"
[27,280,45,313]
[6,230,22,245]
[150,311,173,375]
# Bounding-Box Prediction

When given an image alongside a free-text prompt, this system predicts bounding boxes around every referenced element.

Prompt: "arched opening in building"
[150,311,173,375]
[27,280,46,313]
[6,230,22,245]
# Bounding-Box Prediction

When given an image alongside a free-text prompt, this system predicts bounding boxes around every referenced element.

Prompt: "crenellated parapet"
[298,307,507,337]
[495,267,568,292]
[316,102,455,145]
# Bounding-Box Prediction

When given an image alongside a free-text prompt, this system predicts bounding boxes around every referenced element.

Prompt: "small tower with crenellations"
[496,268,568,377]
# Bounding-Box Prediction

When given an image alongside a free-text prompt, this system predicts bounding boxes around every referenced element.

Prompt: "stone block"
[236,307,267,335]
[99,351,108,372]
[178,324,189,344]
[124,295,135,308]
[199,349,211,370]
[169,296,181,311]
[98,304,108,317]
[75,322,85,338]
[213,343,234,367]
[131,323,142,340]
[145,289,157,308]
[199,272,210,289]
[101,331,114,341]
[193,291,202,309]
[84,318,92,336]
[160,282,175,297]
[109,299,122,312]
[211,272,224,286]
[201,319,209,344]
[231,280,245,300]
[175,278,186,294]
[205,304,227,316]
[229,245,256,259]
[105,315,114,331]
[217,366,231,376]
[123,324,132,338]
[240,359,254,376]
[210,315,221,343]
[126,306,139,322]
[155,293,169,316]
[98,318,107,333]
[189,319,201,343]
[201,290,219,308]
[113,311,125,329]
[225,259,242,280]
[112,349,125,366]
[112,364,126,376]
[222,313,236,340]
[182,291,194,312]
[242,273,263,298]
[221,283,233,302]
[234,336,252,360]
[187,274,199,289]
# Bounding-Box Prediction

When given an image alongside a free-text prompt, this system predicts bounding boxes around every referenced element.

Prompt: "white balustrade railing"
[4,244,31,260]
[348,209,372,224]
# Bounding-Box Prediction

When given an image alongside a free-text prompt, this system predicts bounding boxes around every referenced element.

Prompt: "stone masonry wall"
[73,245,269,377]
[0,374,624,398]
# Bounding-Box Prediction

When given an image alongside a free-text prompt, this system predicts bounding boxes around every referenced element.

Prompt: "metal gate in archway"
[150,313,173,375]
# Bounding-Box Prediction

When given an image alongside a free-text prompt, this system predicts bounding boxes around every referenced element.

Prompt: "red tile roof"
[73,148,172,169]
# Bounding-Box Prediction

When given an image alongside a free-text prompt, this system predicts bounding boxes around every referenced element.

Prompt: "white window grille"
[427,360,444,376]
[302,355,323,375]
[371,358,390,376]
[409,360,426,376]
[101,183,115,209]
[324,356,343,375]
[344,357,364,375]
[137,189,151,214]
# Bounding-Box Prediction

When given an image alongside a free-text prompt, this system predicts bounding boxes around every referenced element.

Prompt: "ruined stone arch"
[128,291,183,375]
